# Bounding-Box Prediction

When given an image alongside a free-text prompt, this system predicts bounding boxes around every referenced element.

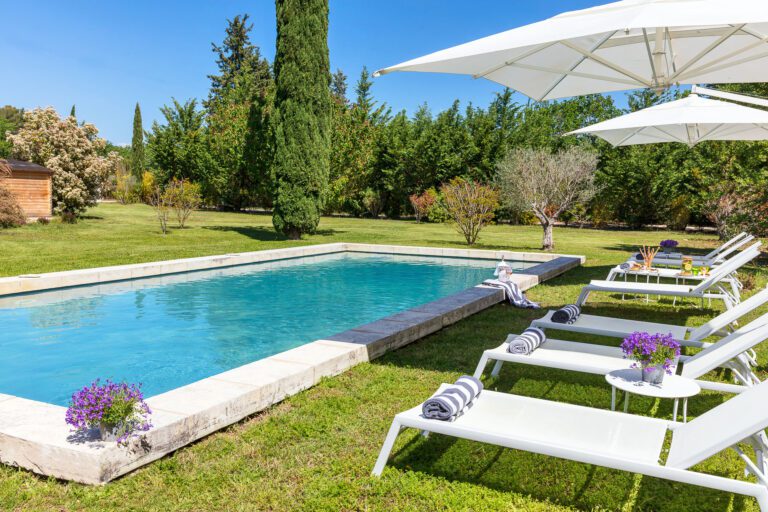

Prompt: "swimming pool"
[1,252,528,405]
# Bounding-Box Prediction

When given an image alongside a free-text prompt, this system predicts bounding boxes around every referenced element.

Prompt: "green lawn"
[0,203,766,511]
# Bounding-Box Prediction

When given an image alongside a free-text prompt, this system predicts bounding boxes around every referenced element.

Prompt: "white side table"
[605,369,701,422]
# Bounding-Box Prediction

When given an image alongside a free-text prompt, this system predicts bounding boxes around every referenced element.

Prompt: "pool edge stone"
[0,243,583,484]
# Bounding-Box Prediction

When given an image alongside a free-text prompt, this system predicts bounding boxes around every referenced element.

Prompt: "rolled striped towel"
[619,262,630,271]
[551,304,581,324]
[422,375,484,421]
[507,327,546,355]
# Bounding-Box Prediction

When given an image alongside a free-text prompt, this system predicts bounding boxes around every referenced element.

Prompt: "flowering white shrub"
[7,107,119,219]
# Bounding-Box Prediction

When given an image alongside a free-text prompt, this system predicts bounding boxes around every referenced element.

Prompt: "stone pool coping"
[0,243,584,484]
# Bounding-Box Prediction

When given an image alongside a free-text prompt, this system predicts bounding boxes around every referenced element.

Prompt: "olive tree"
[497,147,598,251]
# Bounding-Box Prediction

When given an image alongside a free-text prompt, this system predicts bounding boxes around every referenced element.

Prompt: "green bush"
[426,196,451,223]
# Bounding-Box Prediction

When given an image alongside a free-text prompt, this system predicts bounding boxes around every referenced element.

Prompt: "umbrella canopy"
[374,0,768,101]
[566,94,768,146]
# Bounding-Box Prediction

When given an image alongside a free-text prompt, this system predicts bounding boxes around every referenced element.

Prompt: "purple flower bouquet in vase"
[659,239,679,255]
[621,332,681,385]
[65,380,152,445]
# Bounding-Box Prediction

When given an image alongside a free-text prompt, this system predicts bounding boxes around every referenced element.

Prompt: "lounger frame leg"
[490,359,504,378]
[372,420,404,476]
[576,288,591,306]
[473,352,491,379]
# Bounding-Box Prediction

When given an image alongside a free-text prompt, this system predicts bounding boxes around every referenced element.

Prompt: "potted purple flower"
[65,379,152,445]
[659,239,679,254]
[620,332,681,384]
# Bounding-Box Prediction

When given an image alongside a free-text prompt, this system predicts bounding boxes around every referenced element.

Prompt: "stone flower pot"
[98,423,120,442]
[641,365,666,385]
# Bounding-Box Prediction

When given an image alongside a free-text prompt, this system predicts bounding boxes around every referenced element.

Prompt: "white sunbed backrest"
[704,232,747,259]
[690,243,761,295]
[688,286,768,341]
[666,379,768,469]
[681,315,768,378]
[711,234,756,263]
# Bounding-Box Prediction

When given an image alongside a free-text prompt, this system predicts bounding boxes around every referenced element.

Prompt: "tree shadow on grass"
[203,225,341,241]
[388,433,641,511]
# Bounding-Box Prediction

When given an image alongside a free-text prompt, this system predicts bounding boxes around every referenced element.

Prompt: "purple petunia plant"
[65,379,152,446]
[621,332,681,375]
[659,239,679,250]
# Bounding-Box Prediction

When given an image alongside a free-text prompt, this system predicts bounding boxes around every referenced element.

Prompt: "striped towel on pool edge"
[483,279,540,309]
[422,375,484,421]
[507,327,546,355]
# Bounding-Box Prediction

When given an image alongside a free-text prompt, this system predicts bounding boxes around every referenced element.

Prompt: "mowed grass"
[0,203,766,511]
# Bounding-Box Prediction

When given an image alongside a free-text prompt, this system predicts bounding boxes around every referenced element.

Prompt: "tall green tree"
[330,68,348,104]
[353,66,389,125]
[271,0,331,238]
[206,14,271,110]
[206,14,273,209]
[146,98,212,185]
[70,105,76,119]
[131,102,145,177]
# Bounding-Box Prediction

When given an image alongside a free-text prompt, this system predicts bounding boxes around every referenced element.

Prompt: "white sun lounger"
[606,264,744,303]
[639,232,754,267]
[474,314,768,392]
[372,381,768,510]
[532,286,768,351]
[577,243,761,309]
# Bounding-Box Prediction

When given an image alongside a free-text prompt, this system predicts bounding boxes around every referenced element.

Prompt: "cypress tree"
[131,102,145,176]
[271,0,331,239]
[70,105,76,119]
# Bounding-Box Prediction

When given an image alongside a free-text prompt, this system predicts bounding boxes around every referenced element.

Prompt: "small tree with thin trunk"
[497,147,598,251]
[441,177,499,245]
[409,189,437,223]
[164,178,202,228]
[149,186,172,235]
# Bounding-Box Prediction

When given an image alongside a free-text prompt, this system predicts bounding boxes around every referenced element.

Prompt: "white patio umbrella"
[374,0,768,101]
[566,93,768,146]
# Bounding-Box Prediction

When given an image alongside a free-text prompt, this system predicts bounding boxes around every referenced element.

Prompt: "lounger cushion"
[493,338,643,375]
[398,386,668,466]
[534,310,690,341]
[586,281,694,295]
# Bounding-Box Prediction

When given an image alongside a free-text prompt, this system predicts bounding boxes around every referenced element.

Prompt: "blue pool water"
[1,252,527,405]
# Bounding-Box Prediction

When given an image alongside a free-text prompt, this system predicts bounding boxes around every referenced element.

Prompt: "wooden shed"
[3,159,53,218]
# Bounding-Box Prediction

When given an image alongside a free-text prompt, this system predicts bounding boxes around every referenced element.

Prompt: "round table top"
[605,369,701,399]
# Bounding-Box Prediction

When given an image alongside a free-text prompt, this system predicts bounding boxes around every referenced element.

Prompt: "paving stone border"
[0,244,584,484]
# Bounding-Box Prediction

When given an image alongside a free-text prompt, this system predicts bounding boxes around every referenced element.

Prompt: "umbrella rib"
[697,123,724,143]
[655,125,689,145]
[676,27,768,80]
[538,31,617,101]
[668,24,745,82]
[559,40,653,87]
[642,29,658,84]
[679,48,768,82]
[665,28,678,75]
[614,126,648,146]
[502,62,639,87]
[472,42,559,79]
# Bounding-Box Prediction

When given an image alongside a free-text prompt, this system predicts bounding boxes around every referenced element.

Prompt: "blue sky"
[2,0,605,144]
